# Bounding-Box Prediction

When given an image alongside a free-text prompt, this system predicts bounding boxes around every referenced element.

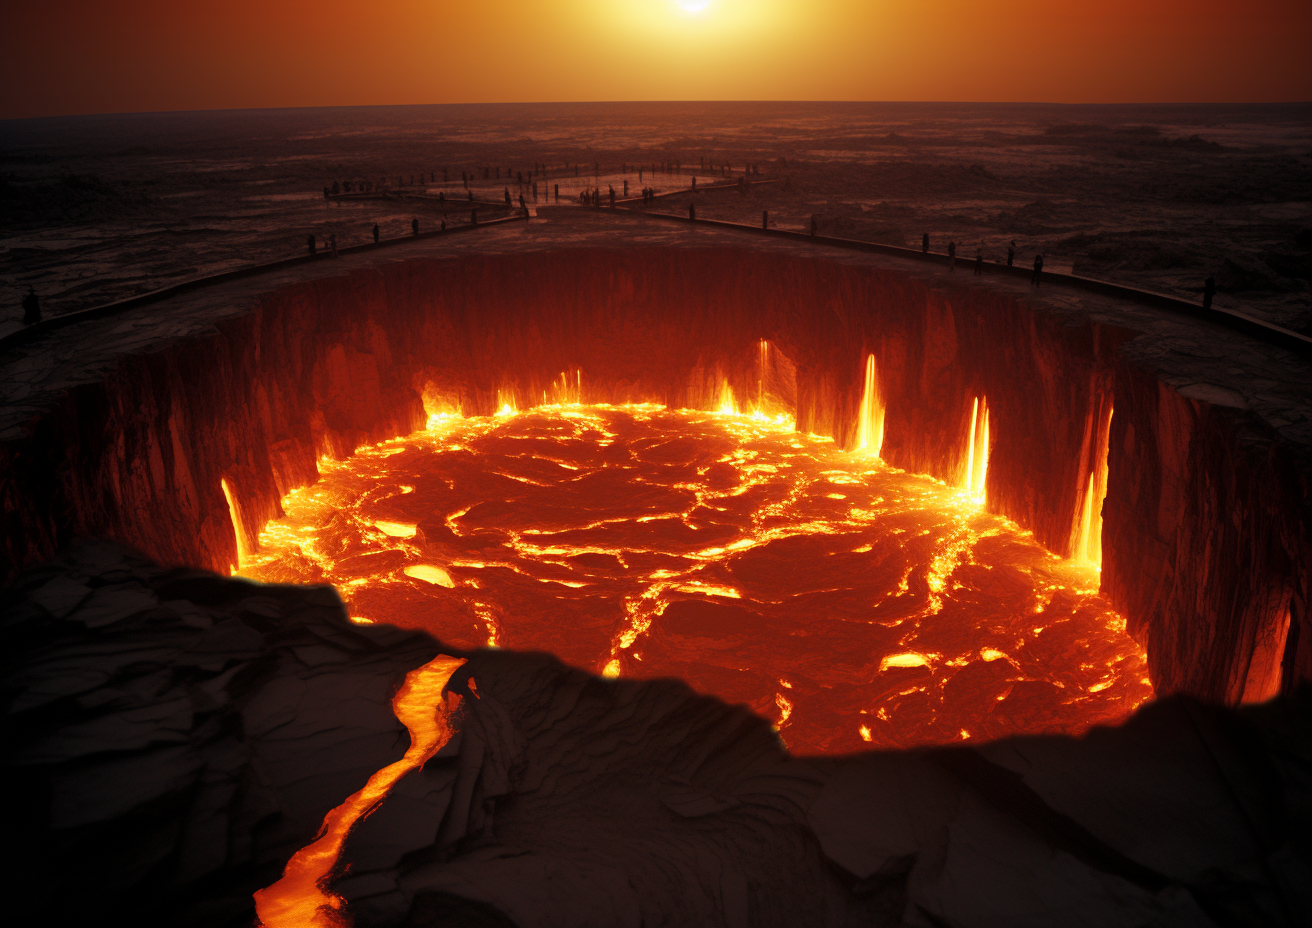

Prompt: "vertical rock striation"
[1102,371,1311,701]
[2,246,1307,700]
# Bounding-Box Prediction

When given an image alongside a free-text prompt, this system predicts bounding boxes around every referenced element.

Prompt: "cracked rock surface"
[5,541,1310,927]
[4,540,442,927]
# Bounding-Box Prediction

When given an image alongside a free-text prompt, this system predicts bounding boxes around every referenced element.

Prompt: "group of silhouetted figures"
[320,161,762,206]
[323,180,378,198]
[323,170,459,200]
[577,188,617,208]
[304,215,459,258]
[318,161,762,217]
[922,234,1051,285]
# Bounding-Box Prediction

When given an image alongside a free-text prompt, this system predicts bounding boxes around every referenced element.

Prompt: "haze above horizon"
[3,0,1310,120]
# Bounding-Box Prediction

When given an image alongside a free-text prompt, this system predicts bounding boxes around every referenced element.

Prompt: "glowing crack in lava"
[240,404,1150,753]
[253,655,466,928]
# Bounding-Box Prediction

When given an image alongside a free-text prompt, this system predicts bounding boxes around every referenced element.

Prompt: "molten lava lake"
[240,405,1151,753]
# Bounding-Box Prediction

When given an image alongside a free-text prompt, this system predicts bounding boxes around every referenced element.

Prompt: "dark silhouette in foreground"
[7,542,1309,928]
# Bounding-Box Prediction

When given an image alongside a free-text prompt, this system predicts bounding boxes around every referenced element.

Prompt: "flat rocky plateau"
[3,102,1308,336]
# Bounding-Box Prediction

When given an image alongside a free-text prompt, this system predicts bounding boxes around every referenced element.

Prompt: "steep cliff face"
[2,246,1306,700]
[1102,370,1310,702]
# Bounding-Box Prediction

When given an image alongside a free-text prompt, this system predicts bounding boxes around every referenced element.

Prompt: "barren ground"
[2,101,1308,337]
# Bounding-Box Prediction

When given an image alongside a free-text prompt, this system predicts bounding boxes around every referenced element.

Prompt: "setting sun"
[3,0,1310,114]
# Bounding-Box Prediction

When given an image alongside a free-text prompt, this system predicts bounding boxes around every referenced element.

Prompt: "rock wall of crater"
[1102,371,1311,702]
[2,246,1306,700]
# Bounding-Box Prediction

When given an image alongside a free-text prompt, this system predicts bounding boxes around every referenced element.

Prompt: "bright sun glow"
[675,0,712,10]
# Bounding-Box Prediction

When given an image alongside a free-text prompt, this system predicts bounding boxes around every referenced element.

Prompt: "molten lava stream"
[253,655,466,928]
[239,403,1151,755]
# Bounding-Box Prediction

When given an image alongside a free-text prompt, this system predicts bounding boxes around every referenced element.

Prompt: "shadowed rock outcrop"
[4,546,1310,926]
[3,541,442,927]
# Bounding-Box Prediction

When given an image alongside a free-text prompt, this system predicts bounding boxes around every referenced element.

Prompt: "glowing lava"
[961,396,990,503]
[221,476,250,570]
[1071,402,1113,567]
[253,655,466,928]
[854,353,885,458]
[239,403,1150,753]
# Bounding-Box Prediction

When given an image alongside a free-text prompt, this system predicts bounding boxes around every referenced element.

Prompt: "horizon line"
[5,99,1311,123]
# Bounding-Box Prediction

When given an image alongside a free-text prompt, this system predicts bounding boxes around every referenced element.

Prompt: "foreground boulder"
[3,540,443,926]
[4,541,1310,926]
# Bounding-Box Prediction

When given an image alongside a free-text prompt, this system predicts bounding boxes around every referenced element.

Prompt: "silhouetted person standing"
[1203,275,1216,310]
[372,224,380,244]
[22,287,40,325]
[1032,254,1044,286]
[1007,240,1016,267]
[948,241,956,271]
[974,246,984,275]
[922,233,929,253]
[307,234,316,257]
[412,218,419,237]
[505,188,512,208]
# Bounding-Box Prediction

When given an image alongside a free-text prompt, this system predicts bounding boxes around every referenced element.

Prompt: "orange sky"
[3,0,1309,118]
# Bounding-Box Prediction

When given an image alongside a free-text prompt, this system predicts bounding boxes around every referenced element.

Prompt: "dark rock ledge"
[4,540,1310,927]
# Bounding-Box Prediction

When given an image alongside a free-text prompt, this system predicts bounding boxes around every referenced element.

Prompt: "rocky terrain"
[2,212,1307,710]
[4,540,1309,927]
[3,540,444,926]
[2,102,1308,337]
